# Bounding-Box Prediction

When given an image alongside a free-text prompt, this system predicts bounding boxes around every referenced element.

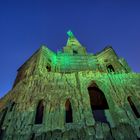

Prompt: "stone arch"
[46,63,51,72]
[107,64,115,72]
[88,82,109,109]
[85,79,114,107]
[65,99,73,123]
[127,96,140,118]
[87,81,109,123]
[73,49,78,55]
[81,78,116,126]
[35,100,45,124]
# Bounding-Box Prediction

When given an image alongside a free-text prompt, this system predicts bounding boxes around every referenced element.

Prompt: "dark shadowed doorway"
[65,99,73,123]
[35,100,44,124]
[88,83,109,124]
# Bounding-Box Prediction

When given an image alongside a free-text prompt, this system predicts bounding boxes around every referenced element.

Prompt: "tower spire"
[63,30,87,55]
[67,30,75,38]
[66,30,81,46]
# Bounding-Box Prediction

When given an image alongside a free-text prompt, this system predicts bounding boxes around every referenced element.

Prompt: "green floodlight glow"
[51,55,57,65]
[57,55,70,67]
[67,30,74,38]
[64,55,70,66]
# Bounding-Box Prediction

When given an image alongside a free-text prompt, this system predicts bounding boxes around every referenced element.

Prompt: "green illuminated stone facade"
[0,31,140,140]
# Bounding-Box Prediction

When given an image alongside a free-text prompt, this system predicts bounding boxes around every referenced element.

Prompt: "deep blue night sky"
[0,0,140,98]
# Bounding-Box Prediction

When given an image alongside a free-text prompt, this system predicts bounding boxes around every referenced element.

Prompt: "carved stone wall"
[0,33,139,139]
[0,71,140,140]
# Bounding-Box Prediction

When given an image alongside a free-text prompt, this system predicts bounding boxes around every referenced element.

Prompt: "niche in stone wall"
[46,63,51,72]
[88,82,109,123]
[9,101,15,111]
[73,49,78,55]
[0,107,8,128]
[107,64,115,72]
[65,99,73,123]
[35,100,45,124]
[127,96,140,118]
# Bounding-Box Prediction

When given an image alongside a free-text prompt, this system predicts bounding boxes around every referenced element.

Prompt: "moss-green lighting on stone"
[67,30,74,38]
[0,31,140,140]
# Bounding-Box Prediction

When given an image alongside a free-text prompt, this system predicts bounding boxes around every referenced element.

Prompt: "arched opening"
[46,64,51,72]
[127,96,140,118]
[65,99,73,123]
[73,50,78,55]
[88,83,109,123]
[35,100,44,124]
[107,64,115,72]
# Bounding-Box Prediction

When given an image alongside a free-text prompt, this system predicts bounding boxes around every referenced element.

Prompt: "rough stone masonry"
[0,31,140,140]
